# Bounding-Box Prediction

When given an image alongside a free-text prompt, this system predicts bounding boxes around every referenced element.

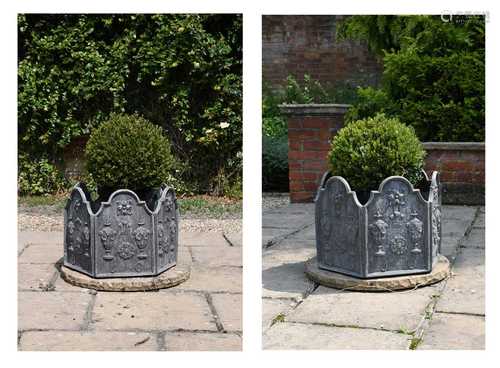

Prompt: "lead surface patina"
[315,171,441,279]
[64,183,179,278]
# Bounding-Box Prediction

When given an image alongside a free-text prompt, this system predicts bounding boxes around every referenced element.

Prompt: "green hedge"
[18,14,242,196]
[338,15,485,142]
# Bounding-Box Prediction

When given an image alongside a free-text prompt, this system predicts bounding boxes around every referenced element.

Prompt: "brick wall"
[62,136,89,181]
[423,142,485,205]
[283,105,485,205]
[282,104,349,202]
[262,15,382,89]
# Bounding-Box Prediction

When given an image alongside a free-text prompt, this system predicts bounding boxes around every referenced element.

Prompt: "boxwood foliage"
[85,113,176,194]
[338,15,485,142]
[328,113,426,192]
[18,14,241,195]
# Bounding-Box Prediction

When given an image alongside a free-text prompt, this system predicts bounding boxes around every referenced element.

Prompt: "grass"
[18,193,67,209]
[409,337,422,350]
[270,313,286,327]
[18,193,242,219]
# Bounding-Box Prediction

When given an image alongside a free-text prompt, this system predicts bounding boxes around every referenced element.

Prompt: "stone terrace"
[18,231,242,351]
[262,203,485,350]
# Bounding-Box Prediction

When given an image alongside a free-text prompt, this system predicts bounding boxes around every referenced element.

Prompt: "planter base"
[305,255,450,292]
[60,250,191,291]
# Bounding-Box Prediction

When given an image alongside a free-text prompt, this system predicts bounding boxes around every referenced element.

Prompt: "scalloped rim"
[318,171,439,208]
[69,183,175,216]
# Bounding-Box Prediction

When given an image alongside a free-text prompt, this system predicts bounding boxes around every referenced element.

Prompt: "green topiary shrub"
[85,113,176,195]
[328,113,426,193]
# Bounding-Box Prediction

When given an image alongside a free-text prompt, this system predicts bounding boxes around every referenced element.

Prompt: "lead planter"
[315,171,442,279]
[64,183,179,278]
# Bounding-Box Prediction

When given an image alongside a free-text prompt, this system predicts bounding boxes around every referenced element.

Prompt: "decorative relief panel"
[156,189,179,271]
[366,178,429,275]
[94,191,154,277]
[64,188,92,274]
[315,177,361,276]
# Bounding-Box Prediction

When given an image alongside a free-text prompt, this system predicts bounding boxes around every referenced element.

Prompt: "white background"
[0,0,498,366]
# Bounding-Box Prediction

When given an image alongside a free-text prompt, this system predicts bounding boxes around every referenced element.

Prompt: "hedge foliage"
[338,15,485,142]
[85,114,177,194]
[18,14,242,196]
[328,114,426,192]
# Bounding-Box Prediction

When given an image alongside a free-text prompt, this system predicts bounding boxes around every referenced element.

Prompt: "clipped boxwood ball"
[85,113,176,193]
[328,113,426,192]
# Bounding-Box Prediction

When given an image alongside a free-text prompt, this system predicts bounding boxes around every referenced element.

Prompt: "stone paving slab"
[223,232,242,247]
[418,313,485,350]
[286,285,441,332]
[437,248,485,315]
[164,332,241,351]
[18,291,91,330]
[211,293,242,332]
[18,243,63,264]
[190,245,242,267]
[463,228,485,248]
[263,322,410,350]
[262,251,315,300]
[92,292,216,332]
[472,212,485,228]
[179,231,230,247]
[262,298,296,330]
[441,206,477,221]
[18,231,64,248]
[18,263,57,291]
[173,265,242,293]
[19,330,157,351]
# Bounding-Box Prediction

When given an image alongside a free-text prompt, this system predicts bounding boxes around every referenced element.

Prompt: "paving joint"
[81,292,97,331]
[222,232,235,247]
[205,292,225,332]
[283,320,411,335]
[155,331,166,351]
[435,310,485,318]
[264,223,313,249]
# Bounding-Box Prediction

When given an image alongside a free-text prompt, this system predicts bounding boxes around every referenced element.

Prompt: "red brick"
[289,180,304,191]
[442,160,473,171]
[287,117,303,129]
[303,181,320,191]
[453,171,473,183]
[302,141,332,151]
[304,160,328,171]
[288,129,319,141]
[302,117,330,129]
[319,128,334,141]
[290,191,315,203]
[288,141,302,151]
[288,161,302,170]
[289,170,318,181]
[289,150,328,160]
[440,171,455,182]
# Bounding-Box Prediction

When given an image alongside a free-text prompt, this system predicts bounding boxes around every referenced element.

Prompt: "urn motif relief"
[63,183,179,278]
[315,171,441,279]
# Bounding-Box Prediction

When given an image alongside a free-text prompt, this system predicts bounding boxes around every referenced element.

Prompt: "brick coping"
[279,104,351,116]
[423,142,485,151]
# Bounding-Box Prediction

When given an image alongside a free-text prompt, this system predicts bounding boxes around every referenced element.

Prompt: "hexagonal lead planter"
[315,171,442,279]
[63,183,179,278]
